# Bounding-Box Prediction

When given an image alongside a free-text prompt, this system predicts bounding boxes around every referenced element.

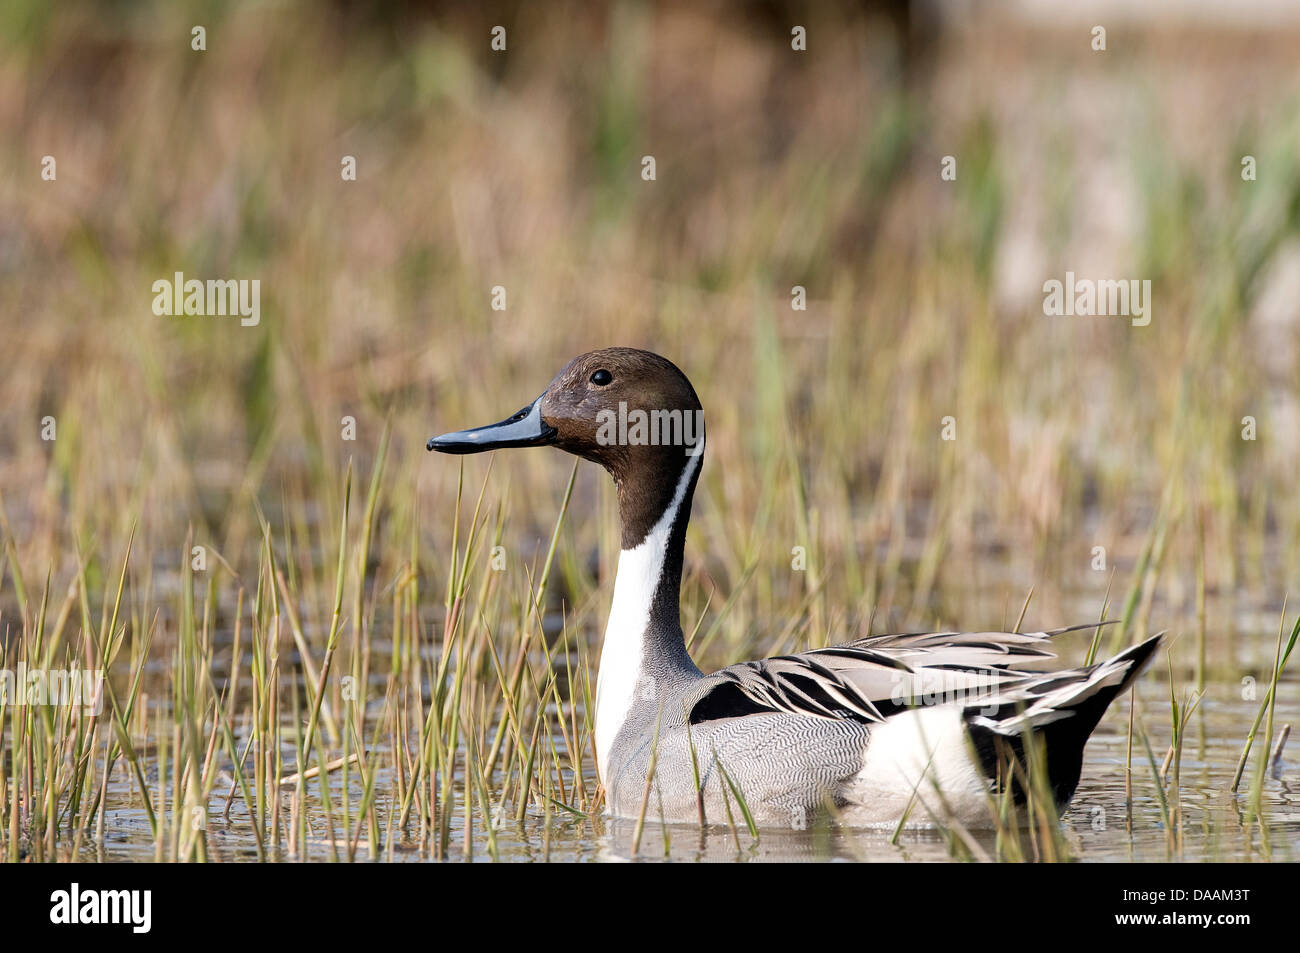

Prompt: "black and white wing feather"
[686,622,1112,726]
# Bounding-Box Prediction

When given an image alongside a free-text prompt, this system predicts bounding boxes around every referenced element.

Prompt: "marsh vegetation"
[1,1,1297,861]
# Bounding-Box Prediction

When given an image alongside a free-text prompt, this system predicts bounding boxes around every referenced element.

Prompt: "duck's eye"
[590,369,612,386]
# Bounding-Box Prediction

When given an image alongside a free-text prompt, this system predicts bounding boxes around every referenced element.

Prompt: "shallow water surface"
[76,674,1298,863]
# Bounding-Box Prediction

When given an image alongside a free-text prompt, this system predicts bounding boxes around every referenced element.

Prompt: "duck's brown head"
[427,347,705,547]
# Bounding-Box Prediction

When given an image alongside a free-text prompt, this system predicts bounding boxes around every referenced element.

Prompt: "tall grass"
[0,1,1298,860]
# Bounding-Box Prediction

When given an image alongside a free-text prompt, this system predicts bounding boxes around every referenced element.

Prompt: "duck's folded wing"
[686,623,1110,726]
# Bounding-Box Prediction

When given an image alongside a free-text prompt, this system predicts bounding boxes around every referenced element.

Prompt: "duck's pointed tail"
[963,633,1164,807]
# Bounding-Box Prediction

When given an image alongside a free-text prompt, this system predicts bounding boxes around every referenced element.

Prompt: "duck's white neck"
[595,440,703,780]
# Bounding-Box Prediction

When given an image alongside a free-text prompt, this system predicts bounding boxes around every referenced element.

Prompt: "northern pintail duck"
[428,348,1161,828]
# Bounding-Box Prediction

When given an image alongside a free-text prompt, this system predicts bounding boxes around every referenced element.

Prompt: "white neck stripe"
[594,438,704,779]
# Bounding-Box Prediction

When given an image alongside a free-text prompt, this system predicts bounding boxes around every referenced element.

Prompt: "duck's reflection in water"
[596,815,1000,863]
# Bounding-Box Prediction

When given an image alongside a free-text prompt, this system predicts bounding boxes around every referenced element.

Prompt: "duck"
[427,347,1161,829]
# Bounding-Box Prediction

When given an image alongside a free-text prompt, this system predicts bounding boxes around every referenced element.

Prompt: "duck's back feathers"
[686,622,1115,727]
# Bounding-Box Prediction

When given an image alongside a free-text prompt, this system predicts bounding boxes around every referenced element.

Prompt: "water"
[64,672,1298,863]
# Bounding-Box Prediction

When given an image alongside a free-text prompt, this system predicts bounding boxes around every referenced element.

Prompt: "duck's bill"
[426,395,556,454]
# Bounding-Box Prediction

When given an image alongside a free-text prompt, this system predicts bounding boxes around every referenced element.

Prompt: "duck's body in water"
[429,347,1160,828]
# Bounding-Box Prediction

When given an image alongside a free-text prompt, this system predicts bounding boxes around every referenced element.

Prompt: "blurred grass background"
[2,0,1299,675]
